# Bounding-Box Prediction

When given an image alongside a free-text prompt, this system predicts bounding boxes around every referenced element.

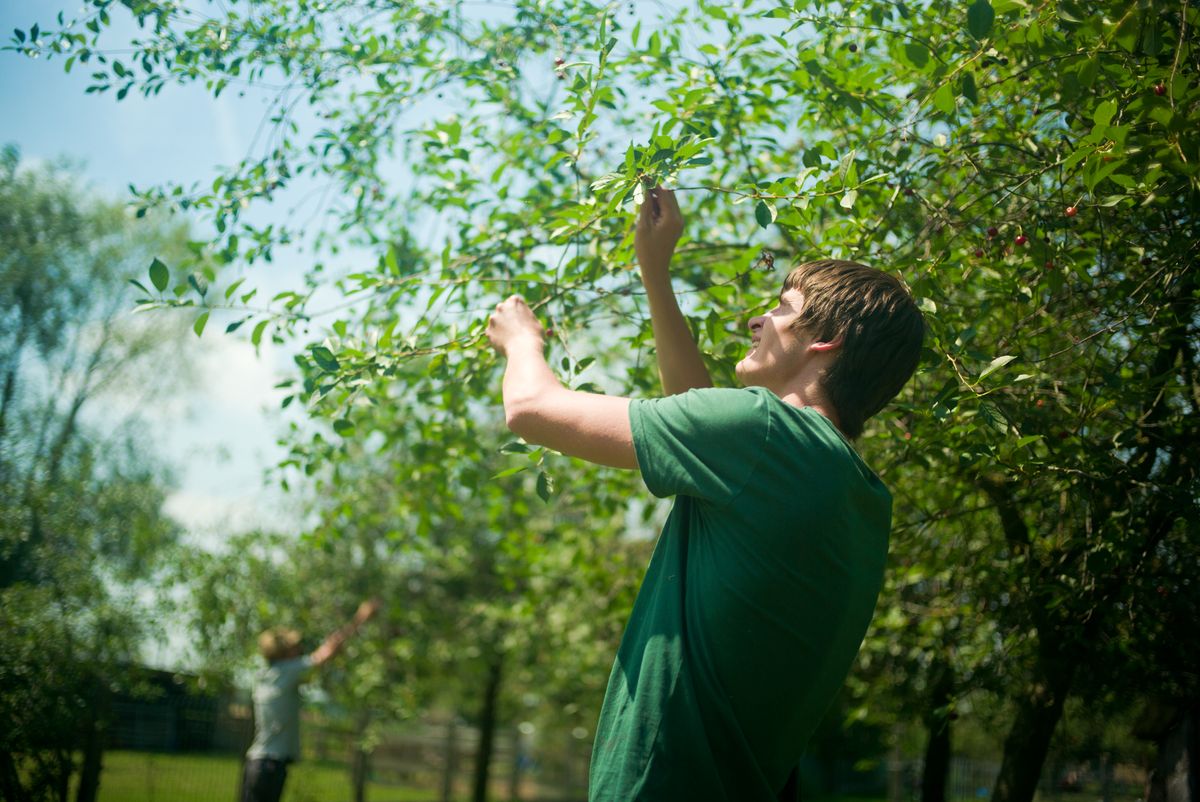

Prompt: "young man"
[241,598,381,802]
[486,187,924,800]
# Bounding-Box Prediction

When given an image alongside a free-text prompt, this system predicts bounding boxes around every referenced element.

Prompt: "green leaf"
[225,317,248,334]
[192,311,209,338]
[840,190,858,210]
[932,83,956,115]
[188,273,208,298]
[978,401,1008,433]
[967,0,995,40]
[311,346,340,373]
[961,71,978,105]
[500,441,531,454]
[903,43,929,68]
[333,419,355,436]
[251,319,269,347]
[754,200,776,228]
[536,471,555,503]
[149,258,169,292]
[979,354,1016,380]
[1093,100,1117,129]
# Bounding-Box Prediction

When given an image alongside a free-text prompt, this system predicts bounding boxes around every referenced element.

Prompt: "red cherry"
[554,56,565,66]
[1036,399,1045,407]
[1044,259,1054,268]
[903,432,912,440]
[974,249,984,258]
[1015,235,1028,246]
[1065,206,1077,217]
[545,327,555,338]
[903,187,914,197]
[986,226,999,238]
[556,71,566,80]
[1153,83,1166,96]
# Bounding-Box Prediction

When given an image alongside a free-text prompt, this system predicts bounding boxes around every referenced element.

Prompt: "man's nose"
[748,315,764,332]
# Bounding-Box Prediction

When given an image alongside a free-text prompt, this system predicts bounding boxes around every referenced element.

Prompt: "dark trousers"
[241,758,289,802]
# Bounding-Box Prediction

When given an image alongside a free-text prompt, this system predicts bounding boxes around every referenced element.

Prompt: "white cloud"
[212,95,244,166]
[199,334,289,413]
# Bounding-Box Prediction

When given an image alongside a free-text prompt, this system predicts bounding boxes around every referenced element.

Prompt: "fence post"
[888,746,904,802]
[441,718,458,802]
[508,727,522,802]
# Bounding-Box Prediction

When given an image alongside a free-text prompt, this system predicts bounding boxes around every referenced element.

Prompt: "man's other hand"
[635,185,684,273]
[355,597,382,625]
[487,295,545,356]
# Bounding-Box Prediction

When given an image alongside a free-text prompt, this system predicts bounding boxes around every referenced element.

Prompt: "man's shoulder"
[646,385,771,414]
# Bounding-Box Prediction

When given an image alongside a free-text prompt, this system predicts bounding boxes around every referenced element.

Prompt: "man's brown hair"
[258,627,302,662]
[783,259,925,439]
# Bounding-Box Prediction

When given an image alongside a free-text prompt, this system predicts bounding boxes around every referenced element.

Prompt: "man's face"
[735,288,813,391]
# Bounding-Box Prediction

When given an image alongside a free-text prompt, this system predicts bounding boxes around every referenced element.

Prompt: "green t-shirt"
[589,387,891,801]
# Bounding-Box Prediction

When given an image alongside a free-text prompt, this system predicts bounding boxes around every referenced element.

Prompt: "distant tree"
[0,147,192,802]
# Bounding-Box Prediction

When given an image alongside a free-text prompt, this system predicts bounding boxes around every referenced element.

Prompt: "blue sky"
[2,0,305,546]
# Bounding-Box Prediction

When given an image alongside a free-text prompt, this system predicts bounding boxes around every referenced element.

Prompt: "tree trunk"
[74,680,106,802]
[1145,704,1199,802]
[990,659,1074,802]
[471,656,503,802]
[921,661,954,802]
[0,750,29,802]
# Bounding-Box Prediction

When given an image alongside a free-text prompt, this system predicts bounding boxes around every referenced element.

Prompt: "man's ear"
[808,334,844,354]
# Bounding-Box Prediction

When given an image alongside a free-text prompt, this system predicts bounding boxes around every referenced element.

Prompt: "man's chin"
[734,359,751,384]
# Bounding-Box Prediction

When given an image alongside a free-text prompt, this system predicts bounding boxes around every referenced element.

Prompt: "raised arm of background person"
[310,597,381,668]
[636,185,713,395]
[487,295,637,470]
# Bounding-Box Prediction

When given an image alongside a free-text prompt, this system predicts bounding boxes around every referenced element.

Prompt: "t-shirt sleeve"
[629,387,771,505]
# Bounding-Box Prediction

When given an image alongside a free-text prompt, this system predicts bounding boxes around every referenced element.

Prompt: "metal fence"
[103,686,590,802]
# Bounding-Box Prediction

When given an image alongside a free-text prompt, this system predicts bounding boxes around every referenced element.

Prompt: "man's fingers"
[638,186,680,230]
[638,190,656,226]
[657,186,681,221]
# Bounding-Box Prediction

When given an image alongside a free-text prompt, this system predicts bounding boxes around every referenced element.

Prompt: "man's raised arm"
[488,296,638,470]
[309,597,380,668]
[635,186,713,395]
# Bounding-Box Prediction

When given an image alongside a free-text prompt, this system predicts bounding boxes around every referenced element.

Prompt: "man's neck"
[771,375,843,435]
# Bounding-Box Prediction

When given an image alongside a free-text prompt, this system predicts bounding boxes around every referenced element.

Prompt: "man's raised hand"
[635,185,683,273]
[487,295,545,356]
[355,597,382,625]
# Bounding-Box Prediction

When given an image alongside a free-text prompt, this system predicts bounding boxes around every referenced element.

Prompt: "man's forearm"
[640,266,713,395]
[311,612,366,666]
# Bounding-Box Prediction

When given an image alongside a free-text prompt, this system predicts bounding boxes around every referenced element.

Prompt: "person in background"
[241,598,381,802]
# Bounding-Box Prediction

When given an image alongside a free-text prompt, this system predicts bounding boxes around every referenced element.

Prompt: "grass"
[95,751,438,802]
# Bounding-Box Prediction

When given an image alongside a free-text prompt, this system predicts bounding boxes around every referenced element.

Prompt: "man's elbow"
[504,396,542,442]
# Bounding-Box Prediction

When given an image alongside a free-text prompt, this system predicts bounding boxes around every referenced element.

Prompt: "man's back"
[589,388,891,801]
[247,656,311,762]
